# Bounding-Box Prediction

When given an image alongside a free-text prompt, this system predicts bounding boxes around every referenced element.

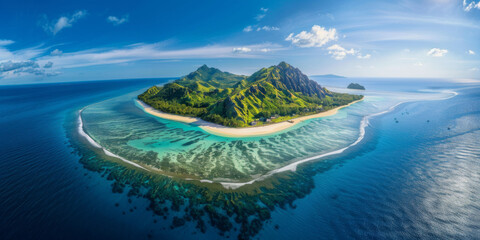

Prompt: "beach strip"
[137,98,363,138]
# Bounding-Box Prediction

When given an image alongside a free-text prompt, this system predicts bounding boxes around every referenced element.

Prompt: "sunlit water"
[80,81,456,184]
[0,78,479,239]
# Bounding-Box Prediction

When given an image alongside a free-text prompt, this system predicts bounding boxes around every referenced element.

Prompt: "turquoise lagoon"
[80,83,456,186]
[2,78,478,240]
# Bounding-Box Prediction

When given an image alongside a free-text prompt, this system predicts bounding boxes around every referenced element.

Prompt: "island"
[347,83,365,90]
[138,62,363,135]
[310,74,346,78]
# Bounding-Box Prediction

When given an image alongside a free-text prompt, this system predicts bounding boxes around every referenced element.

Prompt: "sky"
[0,0,479,84]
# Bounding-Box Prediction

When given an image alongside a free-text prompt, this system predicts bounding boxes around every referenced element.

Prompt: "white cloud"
[107,15,129,25]
[232,47,252,53]
[244,25,279,32]
[243,26,253,32]
[256,26,279,31]
[0,44,46,62]
[0,40,15,61]
[0,41,282,79]
[427,48,448,57]
[470,67,479,71]
[233,47,273,53]
[285,25,338,48]
[327,44,356,60]
[0,60,38,72]
[463,0,480,11]
[255,14,266,21]
[255,7,268,21]
[357,54,371,59]
[0,40,14,46]
[35,43,282,69]
[468,50,475,55]
[51,49,63,56]
[0,60,57,78]
[414,62,424,67]
[42,10,87,35]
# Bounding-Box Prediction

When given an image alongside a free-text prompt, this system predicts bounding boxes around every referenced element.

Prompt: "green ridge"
[139,62,363,127]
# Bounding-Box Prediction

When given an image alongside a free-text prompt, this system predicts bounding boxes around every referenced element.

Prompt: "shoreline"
[136,98,364,138]
[77,90,458,189]
[77,100,413,189]
[78,109,150,172]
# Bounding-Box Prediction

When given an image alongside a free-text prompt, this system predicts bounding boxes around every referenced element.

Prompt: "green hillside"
[138,62,362,127]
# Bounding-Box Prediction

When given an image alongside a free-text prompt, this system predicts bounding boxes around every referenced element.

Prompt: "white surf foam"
[219,90,458,189]
[78,90,458,189]
[78,109,150,171]
[218,101,405,189]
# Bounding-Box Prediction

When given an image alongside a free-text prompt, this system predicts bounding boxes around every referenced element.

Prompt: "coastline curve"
[76,90,458,189]
[136,98,364,138]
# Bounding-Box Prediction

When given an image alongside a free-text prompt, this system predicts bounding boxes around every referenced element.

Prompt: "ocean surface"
[1,77,479,239]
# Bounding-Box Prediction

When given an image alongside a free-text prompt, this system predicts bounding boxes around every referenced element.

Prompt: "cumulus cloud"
[357,54,371,59]
[0,44,59,78]
[0,60,57,78]
[42,10,87,35]
[232,47,252,53]
[107,15,129,25]
[463,0,480,11]
[285,25,337,48]
[427,48,448,57]
[414,62,424,67]
[260,48,270,52]
[0,60,58,77]
[0,60,38,72]
[327,44,356,60]
[50,49,63,56]
[43,61,53,68]
[470,67,479,71]
[468,50,475,55]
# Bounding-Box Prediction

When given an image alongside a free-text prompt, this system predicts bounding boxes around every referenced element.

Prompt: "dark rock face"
[139,62,361,127]
[274,62,328,98]
[247,62,329,98]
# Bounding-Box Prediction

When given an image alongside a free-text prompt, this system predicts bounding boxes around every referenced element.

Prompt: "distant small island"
[347,83,365,90]
[311,74,346,78]
[138,62,362,129]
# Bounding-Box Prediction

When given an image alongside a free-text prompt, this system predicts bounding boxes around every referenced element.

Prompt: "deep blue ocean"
[1,78,479,239]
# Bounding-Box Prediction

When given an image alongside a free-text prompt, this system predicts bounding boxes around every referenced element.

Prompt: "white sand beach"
[137,98,363,138]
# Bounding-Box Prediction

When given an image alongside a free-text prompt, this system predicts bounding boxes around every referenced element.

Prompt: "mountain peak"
[277,61,291,68]
[197,64,211,71]
[248,61,328,98]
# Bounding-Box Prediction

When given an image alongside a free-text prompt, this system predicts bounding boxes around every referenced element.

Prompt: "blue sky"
[0,0,479,84]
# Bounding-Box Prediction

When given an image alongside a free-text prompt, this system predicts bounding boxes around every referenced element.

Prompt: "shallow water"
[1,78,479,239]
[80,81,456,184]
